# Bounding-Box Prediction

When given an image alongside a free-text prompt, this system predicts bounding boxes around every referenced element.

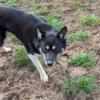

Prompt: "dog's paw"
[40,72,48,82]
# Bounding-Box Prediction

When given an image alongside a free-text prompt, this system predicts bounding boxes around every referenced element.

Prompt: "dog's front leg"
[28,54,48,82]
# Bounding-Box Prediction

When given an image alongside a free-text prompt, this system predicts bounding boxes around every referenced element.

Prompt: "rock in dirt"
[2,47,12,53]
[0,63,5,70]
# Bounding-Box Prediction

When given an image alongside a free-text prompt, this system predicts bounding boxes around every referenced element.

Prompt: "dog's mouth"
[45,58,58,67]
[46,60,57,67]
[46,61,53,66]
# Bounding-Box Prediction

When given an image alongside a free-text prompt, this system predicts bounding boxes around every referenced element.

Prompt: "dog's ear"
[37,28,45,39]
[57,26,68,40]
[37,24,53,38]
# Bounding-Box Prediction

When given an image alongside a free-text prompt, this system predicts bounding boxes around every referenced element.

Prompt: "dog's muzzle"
[45,52,57,67]
[47,61,53,66]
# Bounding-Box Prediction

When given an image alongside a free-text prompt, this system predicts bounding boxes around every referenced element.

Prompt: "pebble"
[3,47,12,53]
[0,63,5,70]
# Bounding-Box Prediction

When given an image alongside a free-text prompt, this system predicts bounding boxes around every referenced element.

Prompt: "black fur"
[0,7,67,59]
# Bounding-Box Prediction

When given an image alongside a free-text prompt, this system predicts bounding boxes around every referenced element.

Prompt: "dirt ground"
[0,0,100,100]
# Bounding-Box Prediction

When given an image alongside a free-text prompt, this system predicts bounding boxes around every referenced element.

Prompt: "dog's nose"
[47,63,53,66]
[47,61,53,66]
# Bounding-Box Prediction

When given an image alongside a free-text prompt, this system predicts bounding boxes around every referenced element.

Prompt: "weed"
[4,0,17,7]
[29,4,63,29]
[65,78,77,96]
[67,31,89,42]
[65,75,96,96]
[76,75,96,93]
[15,48,32,67]
[70,53,96,68]
[15,48,45,68]
[81,14,100,26]
[70,2,90,9]
[47,16,64,29]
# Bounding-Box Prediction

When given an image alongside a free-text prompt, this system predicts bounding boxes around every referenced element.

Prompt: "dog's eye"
[46,45,50,50]
[52,45,56,50]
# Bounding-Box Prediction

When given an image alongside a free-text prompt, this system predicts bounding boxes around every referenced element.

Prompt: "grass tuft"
[70,2,90,9]
[47,16,64,29]
[67,31,89,42]
[70,53,96,68]
[65,75,96,96]
[15,48,45,68]
[15,48,32,67]
[81,14,100,26]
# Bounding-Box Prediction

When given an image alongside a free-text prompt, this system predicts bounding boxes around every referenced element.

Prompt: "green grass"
[15,48,32,67]
[81,14,100,26]
[47,16,64,29]
[70,2,90,9]
[29,4,63,29]
[4,0,17,7]
[70,53,96,68]
[67,31,89,42]
[65,75,96,96]
[15,48,45,68]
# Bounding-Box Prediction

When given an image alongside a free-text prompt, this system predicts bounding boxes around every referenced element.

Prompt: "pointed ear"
[57,26,68,39]
[37,28,42,39]
[37,28,45,39]
[38,23,53,34]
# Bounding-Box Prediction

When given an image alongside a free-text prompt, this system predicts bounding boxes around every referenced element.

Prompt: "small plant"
[4,0,17,7]
[15,48,45,68]
[70,2,90,9]
[70,53,96,68]
[65,78,77,96]
[76,75,96,93]
[65,75,96,96]
[15,48,32,67]
[81,14,100,26]
[47,16,64,29]
[67,31,89,42]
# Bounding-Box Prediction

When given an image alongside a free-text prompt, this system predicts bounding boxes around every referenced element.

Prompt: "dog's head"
[37,24,67,66]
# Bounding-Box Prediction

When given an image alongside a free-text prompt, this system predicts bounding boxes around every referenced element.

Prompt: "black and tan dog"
[0,7,67,82]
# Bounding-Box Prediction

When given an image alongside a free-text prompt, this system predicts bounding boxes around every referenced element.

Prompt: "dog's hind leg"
[0,27,6,47]
[28,53,48,82]
[0,27,12,52]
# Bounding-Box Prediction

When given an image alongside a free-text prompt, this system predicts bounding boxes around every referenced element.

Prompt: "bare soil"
[0,0,100,100]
